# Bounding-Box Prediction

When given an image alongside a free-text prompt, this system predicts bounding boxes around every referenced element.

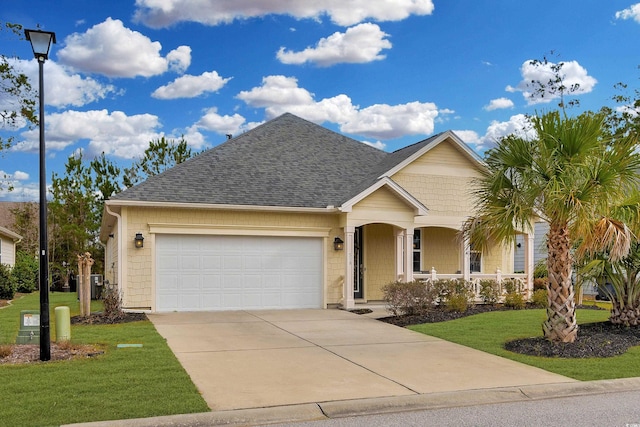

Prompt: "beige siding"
[122,207,342,310]
[0,235,16,267]
[363,224,396,301]
[392,140,482,220]
[104,228,119,286]
[421,227,460,274]
[348,186,415,227]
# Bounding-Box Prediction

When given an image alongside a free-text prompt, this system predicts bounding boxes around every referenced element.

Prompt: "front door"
[354,226,364,299]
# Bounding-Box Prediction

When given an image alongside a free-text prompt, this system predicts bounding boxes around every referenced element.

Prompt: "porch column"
[462,237,471,282]
[343,226,355,309]
[525,232,535,298]
[404,227,414,282]
[395,229,404,279]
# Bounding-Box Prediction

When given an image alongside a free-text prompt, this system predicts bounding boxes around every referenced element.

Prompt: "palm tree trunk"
[610,301,640,326]
[543,221,578,343]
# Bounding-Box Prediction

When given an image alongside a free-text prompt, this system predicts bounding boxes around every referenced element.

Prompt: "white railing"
[413,267,531,302]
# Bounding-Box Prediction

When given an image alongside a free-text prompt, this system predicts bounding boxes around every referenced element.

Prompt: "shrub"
[11,251,38,293]
[382,280,438,316]
[0,263,15,300]
[479,279,500,305]
[533,277,548,292]
[533,260,548,279]
[102,283,126,322]
[531,289,548,308]
[435,279,475,312]
[502,279,526,309]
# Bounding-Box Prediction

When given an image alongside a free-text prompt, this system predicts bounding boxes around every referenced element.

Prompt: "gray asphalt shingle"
[111,113,440,208]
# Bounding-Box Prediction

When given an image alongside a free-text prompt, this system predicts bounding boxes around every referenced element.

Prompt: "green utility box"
[16,310,40,345]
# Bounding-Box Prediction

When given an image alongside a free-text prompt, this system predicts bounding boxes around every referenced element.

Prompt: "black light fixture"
[134,232,144,248]
[25,28,56,362]
[333,237,344,251]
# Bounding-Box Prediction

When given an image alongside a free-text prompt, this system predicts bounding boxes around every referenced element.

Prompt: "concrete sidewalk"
[64,309,640,427]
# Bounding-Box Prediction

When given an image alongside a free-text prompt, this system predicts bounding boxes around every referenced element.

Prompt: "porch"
[340,223,535,309]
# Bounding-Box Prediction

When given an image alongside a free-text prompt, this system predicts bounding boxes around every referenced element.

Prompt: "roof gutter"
[105,199,341,214]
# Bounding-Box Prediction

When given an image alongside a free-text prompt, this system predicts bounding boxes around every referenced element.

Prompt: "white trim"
[0,226,22,242]
[106,199,338,214]
[147,223,331,237]
[380,131,486,179]
[339,176,428,215]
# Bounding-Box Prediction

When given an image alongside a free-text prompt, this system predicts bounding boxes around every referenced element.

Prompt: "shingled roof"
[111,113,444,209]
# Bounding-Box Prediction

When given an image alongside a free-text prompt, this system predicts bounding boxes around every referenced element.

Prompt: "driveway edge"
[63,377,640,427]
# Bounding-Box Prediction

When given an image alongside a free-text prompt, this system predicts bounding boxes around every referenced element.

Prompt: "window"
[413,229,421,272]
[469,244,481,272]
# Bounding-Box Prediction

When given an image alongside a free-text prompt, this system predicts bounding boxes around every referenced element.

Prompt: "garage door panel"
[156,235,322,311]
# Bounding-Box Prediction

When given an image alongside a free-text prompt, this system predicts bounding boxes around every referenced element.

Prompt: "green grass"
[0,292,209,427]
[409,308,640,381]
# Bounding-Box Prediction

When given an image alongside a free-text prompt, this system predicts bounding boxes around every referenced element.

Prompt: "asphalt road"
[264,390,640,427]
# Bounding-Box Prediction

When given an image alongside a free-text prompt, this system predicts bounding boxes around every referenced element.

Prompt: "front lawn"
[408,308,640,381]
[0,292,209,427]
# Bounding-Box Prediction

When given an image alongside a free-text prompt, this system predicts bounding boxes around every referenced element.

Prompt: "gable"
[395,138,483,178]
[348,186,417,226]
[391,138,482,219]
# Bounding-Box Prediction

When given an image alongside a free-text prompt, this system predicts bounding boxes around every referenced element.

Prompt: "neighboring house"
[514,221,549,272]
[0,226,22,268]
[100,113,535,312]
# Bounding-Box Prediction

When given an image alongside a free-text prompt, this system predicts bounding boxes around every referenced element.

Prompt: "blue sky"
[1,0,640,201]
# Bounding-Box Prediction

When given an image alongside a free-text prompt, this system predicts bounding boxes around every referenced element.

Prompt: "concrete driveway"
[148,309,575,411]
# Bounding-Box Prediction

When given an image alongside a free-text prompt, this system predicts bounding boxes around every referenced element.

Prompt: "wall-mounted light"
[108,233,114,238]
[516,242,522,248]
[333,237,344,251]
[134,232,144,248]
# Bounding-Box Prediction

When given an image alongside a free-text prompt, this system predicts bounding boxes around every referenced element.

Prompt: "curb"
[62,377,640,427]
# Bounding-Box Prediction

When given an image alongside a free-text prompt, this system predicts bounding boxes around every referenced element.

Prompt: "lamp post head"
[25,29,56,61]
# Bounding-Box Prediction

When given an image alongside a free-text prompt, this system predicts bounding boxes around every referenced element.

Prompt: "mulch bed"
[377,304,640,358]
[70,312,148,325]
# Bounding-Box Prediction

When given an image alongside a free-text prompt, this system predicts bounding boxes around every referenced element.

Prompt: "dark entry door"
[354,226,364,299]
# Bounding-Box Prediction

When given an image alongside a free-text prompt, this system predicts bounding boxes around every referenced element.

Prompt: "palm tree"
[464,110,640,343]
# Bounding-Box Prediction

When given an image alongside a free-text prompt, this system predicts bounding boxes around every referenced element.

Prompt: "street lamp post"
[25,28,56,362]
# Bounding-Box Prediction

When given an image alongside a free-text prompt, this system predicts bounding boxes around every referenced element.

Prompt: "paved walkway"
[147,309,572,411]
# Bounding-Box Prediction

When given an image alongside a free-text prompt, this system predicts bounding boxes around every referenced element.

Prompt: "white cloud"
[0,170,37,201]
[616,3,640,23]
[452,130,481,146]
[277,23,391,67]
[236,75,439,140]
[166,45,192,73]
[508,59,597,105]
[152,71,232,99]
[479,114,534,149]
[57,18,191,78]
[341,102,438,139]
[7,59,116,110]
[13,109,163,159]
[362,140,386,150]
[195,108,247,135]
[134,0,435,28]
[483,97,514,111]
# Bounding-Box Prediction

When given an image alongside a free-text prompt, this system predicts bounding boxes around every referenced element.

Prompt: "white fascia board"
[104,199,339,214]
[340,177,428,215]
[0,226,22,241]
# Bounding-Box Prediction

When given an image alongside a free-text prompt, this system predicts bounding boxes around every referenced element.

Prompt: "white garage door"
[156,234,323,311]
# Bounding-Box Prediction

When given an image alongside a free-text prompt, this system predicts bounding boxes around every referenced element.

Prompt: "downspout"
[104,203,123,292]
